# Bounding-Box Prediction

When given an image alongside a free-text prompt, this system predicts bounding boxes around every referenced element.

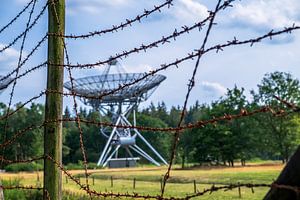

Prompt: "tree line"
[1,71,300,168]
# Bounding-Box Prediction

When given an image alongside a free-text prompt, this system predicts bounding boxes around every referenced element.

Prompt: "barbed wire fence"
[0,0,300,199]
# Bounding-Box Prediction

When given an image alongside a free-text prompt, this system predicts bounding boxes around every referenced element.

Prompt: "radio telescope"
[0,75,12,95]
[64,60,168,168]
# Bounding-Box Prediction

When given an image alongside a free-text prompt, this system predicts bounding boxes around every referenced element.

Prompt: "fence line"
[0,0,35,35]
[0,0,300,199]
[49,0,174,39]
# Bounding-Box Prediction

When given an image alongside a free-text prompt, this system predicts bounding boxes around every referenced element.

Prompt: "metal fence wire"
[0,0,300,199]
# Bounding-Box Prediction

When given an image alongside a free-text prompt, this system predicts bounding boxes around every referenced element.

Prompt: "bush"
[4,162,43,172]
[64,162,100,170]
[2,179,43,200]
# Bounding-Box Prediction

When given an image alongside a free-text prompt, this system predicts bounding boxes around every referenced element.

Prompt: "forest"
[1,71,300,169]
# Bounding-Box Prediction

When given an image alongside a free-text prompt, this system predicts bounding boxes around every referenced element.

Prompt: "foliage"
[1,71,300,168]
[4,162,43,172]
[2,179,42,200]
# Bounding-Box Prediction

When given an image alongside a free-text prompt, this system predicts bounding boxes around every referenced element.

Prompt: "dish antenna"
[64,59,168,168]
[0,76,12,95]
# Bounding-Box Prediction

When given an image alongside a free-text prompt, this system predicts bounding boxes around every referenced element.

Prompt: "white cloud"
[173,0,208,22]
[230,0,300,29]
[14,0,29,4]
[67,0,132,15]
[200,81,226,97]
[0,44,19,61]
[124,64,153,73]
[0,44,20,72]
[0,44,29,75]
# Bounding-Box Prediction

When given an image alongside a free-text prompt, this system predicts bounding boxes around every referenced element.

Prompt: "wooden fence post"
[193,180,197,193]
[111,176,113,187]
[160,177,163,193]
[238,182,241,198]
[44,0,65,199]
[0,180,4,200]
[133,178,136,189]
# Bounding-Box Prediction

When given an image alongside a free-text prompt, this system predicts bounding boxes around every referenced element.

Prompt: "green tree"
[251,71,300,163]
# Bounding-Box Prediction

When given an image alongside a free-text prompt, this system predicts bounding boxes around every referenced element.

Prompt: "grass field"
[0,162,284,199]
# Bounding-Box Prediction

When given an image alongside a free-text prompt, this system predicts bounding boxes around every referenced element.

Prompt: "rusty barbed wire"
[0,0,35,35]
[182,183,300,200]
[0,155,44,164]
[43,155,300,200]
[273,95,300,111]
[57,0,233,70]
[161,1,222,196]
[3,23,299,92]
[0,0,48,53]
[49,0,174,39]
[0,33,48,83]
[0,122,44,149]
[46,25,300,70]
[2,0,300,199]
[0,104,281,152]
[0,186,50,200]
[1,0,38,173]
[48,0,91,196]
[45,0,235,73]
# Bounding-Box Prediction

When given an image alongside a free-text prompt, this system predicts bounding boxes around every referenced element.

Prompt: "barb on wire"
[0,104,279,152]
[54,27,300,70]
[49,0,174,39]
[4,23,299,92]
[2,0,38,171]
[0,0,35,35]
[56,0,215,68]
[0,186,50,200]
[0,91,46,122]
[3,61,48,88]
[0,103,279,165]
[273,95,300,111]
[48,0,91,196]
[161,1,222,196]
[0,33,48,83]
[0,155,44,164]
[0,122,44,149]
[0,0,48,53]
[58,106,281,132]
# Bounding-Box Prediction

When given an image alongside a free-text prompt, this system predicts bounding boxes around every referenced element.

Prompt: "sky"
[0,0,300,111]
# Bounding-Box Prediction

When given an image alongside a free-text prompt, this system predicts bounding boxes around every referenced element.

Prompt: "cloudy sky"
[0,0,300,110]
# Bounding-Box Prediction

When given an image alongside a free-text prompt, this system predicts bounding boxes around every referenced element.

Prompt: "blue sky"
[0,0,300,110]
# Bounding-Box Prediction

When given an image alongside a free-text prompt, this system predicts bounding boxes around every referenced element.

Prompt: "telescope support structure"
[97,102,168,167]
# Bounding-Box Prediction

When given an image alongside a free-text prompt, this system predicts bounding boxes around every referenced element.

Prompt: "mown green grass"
[1,163,283,199]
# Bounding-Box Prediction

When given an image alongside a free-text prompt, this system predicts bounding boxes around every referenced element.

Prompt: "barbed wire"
[1,0,300,199]
[3,23,299,93]
[0,185,50,200]
[273,95,300,111]
[0,0,35,35]
[0,33,48,83]
[48,0,174,39]
[0,155,44,164]
[0,104,286,155]
[1,0,38,172]
[161,1,222,196]
[48,0,92,197]
[0,0,48,53]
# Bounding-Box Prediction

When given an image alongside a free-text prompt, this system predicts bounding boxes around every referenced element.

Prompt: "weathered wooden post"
[133,178,136,189]
[0,180,4,200]
[44,0,65,199]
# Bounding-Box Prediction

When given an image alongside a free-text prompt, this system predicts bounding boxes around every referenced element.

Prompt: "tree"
[251,71,300,163]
